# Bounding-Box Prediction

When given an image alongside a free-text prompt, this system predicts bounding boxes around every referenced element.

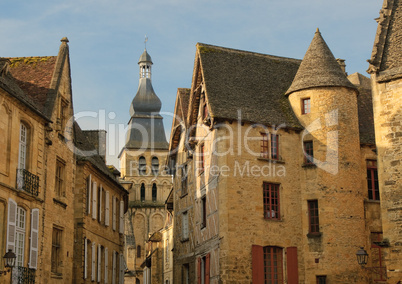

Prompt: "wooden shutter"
[286,247,299,284]
[92,242,96,281]
[87,175,92,214]
[105,191,110,226]
[112,196,116,231]
[205,253,210,284]
[197,257,201,284]
[7,198,17,253]
[119,200,124,234]
[98,244,102,282]
[105,247,108,284]
[93,182,97,219]
[119,254,124,284]
[112,251,116,284]
[99,185,103,222]
[252,245,264,284]
[84,238,87,279]
[29,208,39,269]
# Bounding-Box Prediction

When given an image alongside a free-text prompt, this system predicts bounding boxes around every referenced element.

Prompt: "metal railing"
[16,169,39,196]
[12,266,36,284]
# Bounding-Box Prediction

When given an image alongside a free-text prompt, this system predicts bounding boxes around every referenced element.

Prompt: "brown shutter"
[205,253,210,284]
[286,247,299,284]
[197,257,201,284]
[252,245,264,284]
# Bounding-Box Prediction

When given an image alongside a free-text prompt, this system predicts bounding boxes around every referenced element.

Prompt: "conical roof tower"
[286,28,356,96]
[125,49,168,149]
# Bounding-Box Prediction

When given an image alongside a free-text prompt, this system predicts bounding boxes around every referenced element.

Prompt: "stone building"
[119,49,172,284]
[0,38,127,284]
[168,30,383,282]
[368,0,402,282]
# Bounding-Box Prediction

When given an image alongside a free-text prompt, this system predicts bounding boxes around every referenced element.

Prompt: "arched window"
[152,157,159,175]
[152,183,157,202]
[139,156,146,175]
[137,245,141,258]
[140,183,145,202]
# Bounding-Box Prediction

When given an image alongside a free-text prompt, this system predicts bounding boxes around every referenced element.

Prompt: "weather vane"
[145,35,148,49]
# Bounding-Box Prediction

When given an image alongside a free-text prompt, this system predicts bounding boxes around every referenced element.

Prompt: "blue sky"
[0,0,381,168]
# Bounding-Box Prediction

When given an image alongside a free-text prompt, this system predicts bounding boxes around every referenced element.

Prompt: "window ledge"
[264,218,283,222]
[257,157,285,164]
[302,163,316,168]
[307,232,322,238]
[53,198,67,209]
[51,273,63,279]
[364,199,381,204]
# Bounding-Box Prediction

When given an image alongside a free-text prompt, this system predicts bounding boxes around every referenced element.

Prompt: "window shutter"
[7,198,17,253]
[92,242,96,281]
[205,253,210,284]
[84,238,87,279]
[98,244,101,282]
[119,200,124,234]
[93,182,97,219]
[105,191,110,226]
[112,196,116,231]
[197,257,201,284]
[252,245,264,284]
[112,251,116,284]
[99,185,103,222]
[286,247,299,284]
[29,208,39,269]
[105,247,108,284]
[87,175,92,215]
[119,254,124,284]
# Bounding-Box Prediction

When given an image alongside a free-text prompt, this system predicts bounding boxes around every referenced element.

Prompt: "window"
[200,144,205,173]
[203,101,209,119]
[137,245,141,258]
[182,211,189,240]
[302,98,311,114]
[316,276,327,284]
[182,263,190,284]
[303,141,314,165]
[308,200,320,235]
[367,160,379,200]
[181,165,188,196]
[260,133,280,160]
[140,183,146,202]
[15,207,26,267]
[165,239,169,265]
[264,246,283,284]
[87,175,92,215]
[371,232,386,281]
[55,159,65,197]
[18,123,28,170]
[59,99,68,133]
[139,156,146,175]
[152,157,159,175]
[197,254,210,284]
[51,227,63,275]
[263,182,280,220]
[152,183,157,202]
[201,196,207,228]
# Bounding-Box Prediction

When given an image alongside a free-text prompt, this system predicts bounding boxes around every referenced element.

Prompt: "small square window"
[302,98,311,114]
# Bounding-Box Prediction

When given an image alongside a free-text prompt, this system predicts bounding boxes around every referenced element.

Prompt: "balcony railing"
[12,266,36,284]
[16,169,39,196]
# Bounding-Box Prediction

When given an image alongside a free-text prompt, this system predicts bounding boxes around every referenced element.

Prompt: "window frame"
[301,98,311,114]
[182,211,189,240]
[316,275,327,284]
[15,206,26,267]
[263,182,280,220]
[51,226,63,275]
[303,141,314,165]
[367,160,379,200]
[152,183,157,202]
[260,132,280,161]
[263,246,283,284]
[201,196,207,229]
[181,164,188,196]
[199,144,205,173]
[55,158,66,197]
[151,157,159,175]
[139,156,146,175]
[308,200,320,235]
[18,123,28,170]
[140,183,146,202]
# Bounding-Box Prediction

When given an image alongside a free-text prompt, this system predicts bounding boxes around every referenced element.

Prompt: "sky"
[0,0,382,168]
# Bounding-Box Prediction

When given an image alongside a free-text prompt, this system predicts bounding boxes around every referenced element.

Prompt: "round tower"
[286,29,367,283]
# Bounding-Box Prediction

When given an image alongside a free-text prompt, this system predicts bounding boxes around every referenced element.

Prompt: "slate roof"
[286,29,356,95]
[197,43,302,128]
[74,122,127,192]
[369,0,402,74]
[348,73,376,144]
[7,56,57,112]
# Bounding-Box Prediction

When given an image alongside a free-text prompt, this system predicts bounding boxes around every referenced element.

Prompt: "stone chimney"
[336,58,347,75]
[83,130,107,162]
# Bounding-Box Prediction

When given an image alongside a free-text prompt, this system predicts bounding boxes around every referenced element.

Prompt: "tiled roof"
[197,43,302,128]
[286,29,356,95]
[369,0,402,74]
[7,56,57,112]
[74,122,127,193]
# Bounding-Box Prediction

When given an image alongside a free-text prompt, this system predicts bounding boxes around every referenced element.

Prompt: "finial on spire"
[316,28,320,34]
[144,35,148,50]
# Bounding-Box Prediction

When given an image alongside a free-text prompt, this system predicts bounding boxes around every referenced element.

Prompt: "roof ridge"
[196,42,301,63]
